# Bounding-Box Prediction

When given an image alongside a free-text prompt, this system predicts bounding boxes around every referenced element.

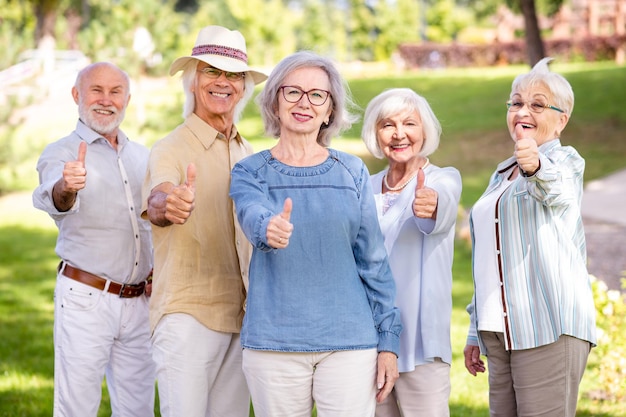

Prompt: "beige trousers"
[243,348,378,417]
[375,358,451,417]
[481,332,591,417]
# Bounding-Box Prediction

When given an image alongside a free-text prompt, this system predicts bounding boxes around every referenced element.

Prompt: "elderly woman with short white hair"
[362,87,462,417]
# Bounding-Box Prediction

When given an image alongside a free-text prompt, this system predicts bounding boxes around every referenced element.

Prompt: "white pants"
[53,273,155,417]
[243,348,378,417]
[375,358,451,417]
[152,313,249,417]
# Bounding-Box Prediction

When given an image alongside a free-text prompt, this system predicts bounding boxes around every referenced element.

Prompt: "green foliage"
[296,0,348,60]
[73,0,183,76]
[371,0,421,61]
[426,0,473,42]
[586,276,626,403]
[347,0,376,61]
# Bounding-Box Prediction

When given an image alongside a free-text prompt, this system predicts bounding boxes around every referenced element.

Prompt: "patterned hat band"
[191,44,248,64]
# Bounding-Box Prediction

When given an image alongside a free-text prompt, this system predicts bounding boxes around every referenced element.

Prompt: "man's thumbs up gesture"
[164,163,196,224]
[412,168,438,220]
[53,141,88,211]
[62,141,88,193]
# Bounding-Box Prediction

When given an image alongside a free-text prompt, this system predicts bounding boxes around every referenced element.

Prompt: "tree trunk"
[519,0,545,66]
[34,1,58,47]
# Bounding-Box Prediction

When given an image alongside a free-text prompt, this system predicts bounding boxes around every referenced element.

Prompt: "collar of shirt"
[185,113,242,150]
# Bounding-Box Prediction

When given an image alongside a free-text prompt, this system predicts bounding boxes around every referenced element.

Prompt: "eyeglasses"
[280,86,331,106]
[197,66,245,81]
[506,99,564,114]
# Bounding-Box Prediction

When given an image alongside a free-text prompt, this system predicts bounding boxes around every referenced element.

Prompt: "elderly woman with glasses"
[360,88,461,417]
[463,58,596,417]
[229,51,402,417]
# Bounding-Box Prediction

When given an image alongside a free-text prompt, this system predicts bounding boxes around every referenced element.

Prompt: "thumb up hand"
[513,124,540,175]
[267,198,294,248]
[62,141,88,193]
[165,163,197,224]
[412,168,438,220]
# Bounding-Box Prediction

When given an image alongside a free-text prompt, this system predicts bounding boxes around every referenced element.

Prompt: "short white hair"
[361,88,441,160]
[511,57,574,116]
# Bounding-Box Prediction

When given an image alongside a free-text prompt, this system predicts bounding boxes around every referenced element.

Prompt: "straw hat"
[169,25,267,85]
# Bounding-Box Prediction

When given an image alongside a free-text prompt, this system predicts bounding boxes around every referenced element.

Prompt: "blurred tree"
[296,0,334,55]
[347,0,376,61]
[425,0,472,43]
[33,0,60,45]
[464,0,565,66]
[371,0,421,60]
[518,0,544,65]
[75,0,182,75]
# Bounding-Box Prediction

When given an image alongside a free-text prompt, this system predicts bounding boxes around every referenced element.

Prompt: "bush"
[397,35,626,68]
[586,276,626,403]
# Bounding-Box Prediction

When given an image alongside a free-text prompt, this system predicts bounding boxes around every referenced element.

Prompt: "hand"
[412,168,438,220]
[463,344,486,376]
[514,124,540,175]
[144,269,153,297]
[376,351,399,403]
[62,141,87,193]
[164,163,196,224]
[267,198,293,248]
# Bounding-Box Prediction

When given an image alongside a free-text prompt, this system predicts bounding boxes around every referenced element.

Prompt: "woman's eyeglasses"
[280,86,331,106]
[506,99,564,114]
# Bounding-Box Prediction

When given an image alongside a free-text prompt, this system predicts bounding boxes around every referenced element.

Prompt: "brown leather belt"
[61,263,146,298]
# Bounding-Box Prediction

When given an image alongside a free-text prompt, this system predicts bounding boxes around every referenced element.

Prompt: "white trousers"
[151,313,250,417]
[375,358,451,417]
[243,348,378,417]
[53,273,155,417]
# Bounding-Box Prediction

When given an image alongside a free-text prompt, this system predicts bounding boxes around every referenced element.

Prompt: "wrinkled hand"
[62,141,87,193]
[463,344,485,376]
[514,124,539,175]
[412,168,438,220]
[267,198,293,248]
[164,163,196,224]
[376,351,399,403]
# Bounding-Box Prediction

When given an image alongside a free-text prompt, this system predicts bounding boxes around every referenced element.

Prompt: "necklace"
[383,158,430,192]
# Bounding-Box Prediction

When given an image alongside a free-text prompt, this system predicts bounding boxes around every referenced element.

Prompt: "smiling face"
[276,67,333,140]
[507,83,569,146]
[376,109,425,166]
[73,63,130,141]
[192,62,245,126]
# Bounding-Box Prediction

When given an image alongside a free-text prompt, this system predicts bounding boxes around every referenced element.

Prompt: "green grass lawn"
[1,61,625,416]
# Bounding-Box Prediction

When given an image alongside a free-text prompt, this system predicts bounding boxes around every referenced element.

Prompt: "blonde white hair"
[361,88,441,160]
[511,57,574,116]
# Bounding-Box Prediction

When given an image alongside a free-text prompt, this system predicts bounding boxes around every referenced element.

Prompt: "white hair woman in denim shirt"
[230,51,402,417]
[463,58,596,417]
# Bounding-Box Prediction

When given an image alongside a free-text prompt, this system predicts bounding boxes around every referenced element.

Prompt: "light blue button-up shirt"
[33,120,152,285]
[230,149,402,355]
[467,139,596,352]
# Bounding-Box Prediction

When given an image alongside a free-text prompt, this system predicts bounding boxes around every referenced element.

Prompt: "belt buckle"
[118,283,129,298]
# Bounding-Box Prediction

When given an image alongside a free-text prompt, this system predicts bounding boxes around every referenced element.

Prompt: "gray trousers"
[481,332,591,417]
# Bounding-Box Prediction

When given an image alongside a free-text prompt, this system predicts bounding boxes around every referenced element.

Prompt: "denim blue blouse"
[230,148,402,355]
